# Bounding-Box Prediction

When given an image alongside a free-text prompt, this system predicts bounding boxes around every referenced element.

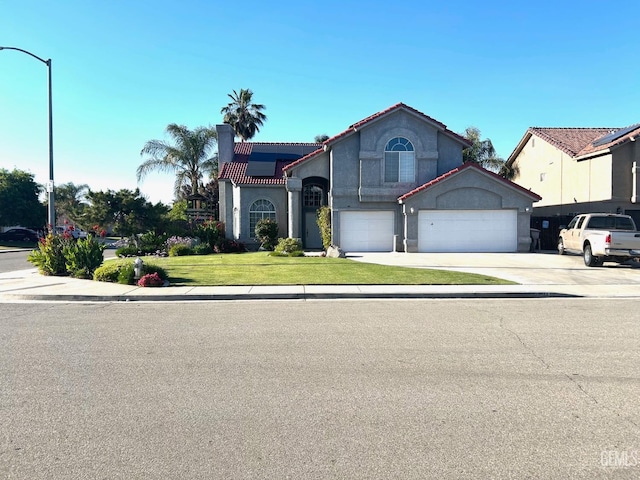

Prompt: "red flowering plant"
[137,272,165,287]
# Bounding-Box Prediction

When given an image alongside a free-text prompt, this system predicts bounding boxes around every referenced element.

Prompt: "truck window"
[567,217,578,229]
[576,217,586,229]
[586,217,608,229]
[615,217,636,230]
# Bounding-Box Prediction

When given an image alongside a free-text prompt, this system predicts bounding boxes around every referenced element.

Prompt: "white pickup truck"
[558,213,640,266]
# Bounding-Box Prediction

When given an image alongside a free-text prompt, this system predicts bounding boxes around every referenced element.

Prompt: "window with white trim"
[249,199,276,237]
[384,137,415,182]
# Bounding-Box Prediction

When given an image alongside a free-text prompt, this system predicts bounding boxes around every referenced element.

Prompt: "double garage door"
[419,209,517,252]
[339,209,517,252]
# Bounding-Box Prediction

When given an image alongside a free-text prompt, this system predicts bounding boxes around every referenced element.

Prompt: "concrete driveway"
[349,250,640,286]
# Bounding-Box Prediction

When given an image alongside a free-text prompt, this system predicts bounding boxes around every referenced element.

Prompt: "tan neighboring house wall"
[507,126,640,220]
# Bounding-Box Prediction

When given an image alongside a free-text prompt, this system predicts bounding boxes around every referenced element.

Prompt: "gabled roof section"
[508,124,640,163]
[326,103,471,147]
[283,103,471,173]
[398,162,541,202]
[220,142,320,185]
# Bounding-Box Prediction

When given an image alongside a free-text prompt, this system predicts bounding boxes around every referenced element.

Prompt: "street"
[1,299,639,479]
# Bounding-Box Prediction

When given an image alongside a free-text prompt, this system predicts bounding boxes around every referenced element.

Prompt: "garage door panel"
[419,210,517,252]
[340,211,394,252]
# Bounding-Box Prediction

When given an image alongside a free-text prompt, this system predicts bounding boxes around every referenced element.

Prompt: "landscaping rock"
[326,245,346,258]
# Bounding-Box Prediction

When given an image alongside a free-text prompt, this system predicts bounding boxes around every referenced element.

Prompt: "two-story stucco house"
[506,124,640,248]
[218,103,540,253]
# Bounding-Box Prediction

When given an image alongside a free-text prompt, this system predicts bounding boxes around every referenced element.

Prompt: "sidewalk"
[1,266,638,302]
[2,250,640,301]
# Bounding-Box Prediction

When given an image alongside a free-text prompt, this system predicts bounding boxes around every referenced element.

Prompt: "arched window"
[384,137,415,183]
[303,184,324,208]
[249,199,276,237]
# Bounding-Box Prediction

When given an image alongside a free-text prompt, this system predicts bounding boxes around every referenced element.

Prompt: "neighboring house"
[506,124,640,248]
[218,103,540,253]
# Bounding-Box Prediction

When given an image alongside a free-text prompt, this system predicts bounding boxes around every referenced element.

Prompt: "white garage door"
[340,211,394,252]
[419,210,517,252]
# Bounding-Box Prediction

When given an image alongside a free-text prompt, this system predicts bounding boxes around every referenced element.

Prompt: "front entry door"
[305,211,323,249]
[302,182,326,249]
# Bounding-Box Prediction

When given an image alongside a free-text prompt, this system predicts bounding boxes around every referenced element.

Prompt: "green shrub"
[192,243,213,255]
[63,236,106,279]
[316,206,331,250]
[255,218,278,250]
[272,237,304,257]
[194,219,224,249]
[214,238,246,253]
[93,261,122,283]
[117,262,136,284]
[138,231,166,253]
[94,259,168,285]
[28,233,69,276]
[168,244,193,257]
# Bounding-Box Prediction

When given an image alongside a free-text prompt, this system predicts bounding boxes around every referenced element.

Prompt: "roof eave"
[506,130,533,165]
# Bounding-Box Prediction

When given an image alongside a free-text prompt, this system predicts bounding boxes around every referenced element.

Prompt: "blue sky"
[1,0,639,205]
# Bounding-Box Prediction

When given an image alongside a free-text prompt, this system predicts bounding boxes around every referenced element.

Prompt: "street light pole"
[0,46,55,229]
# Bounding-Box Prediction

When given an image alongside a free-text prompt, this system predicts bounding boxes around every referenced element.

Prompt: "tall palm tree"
[138,124,218,200]
[462,126,507,174]
[220,88,267,141]
[55,182,89,224]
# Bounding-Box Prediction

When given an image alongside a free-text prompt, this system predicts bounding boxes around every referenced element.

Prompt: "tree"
[55,182,89,226]
[83,188,168,237]
[462,127,508,175]
[314,134,330,143]
[220,88,267,141]
[138,124,218,200]
[0,168,46,228]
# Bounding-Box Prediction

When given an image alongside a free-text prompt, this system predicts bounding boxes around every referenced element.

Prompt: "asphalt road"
[0,251,33,273]
[1,299,639,479]
[0,249,117,274]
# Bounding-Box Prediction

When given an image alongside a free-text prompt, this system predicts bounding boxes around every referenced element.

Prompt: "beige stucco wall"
[513,135,613,209]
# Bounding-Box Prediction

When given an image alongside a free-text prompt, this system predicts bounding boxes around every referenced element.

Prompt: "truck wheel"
[583,244,599,267]
[558,239,565,255]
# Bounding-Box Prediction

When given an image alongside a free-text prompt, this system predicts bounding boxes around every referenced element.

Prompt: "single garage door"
[340,211,394,252]
[419,210,517,252]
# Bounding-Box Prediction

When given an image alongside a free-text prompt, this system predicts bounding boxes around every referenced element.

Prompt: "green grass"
[136,252,514,286]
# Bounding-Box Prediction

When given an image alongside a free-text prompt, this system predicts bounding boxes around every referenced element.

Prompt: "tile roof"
[509,125,640,162]
[283,103,472,173]
[398,162,541,202]
[219,142,321,185]
[528,127,616,157]
[219,159,292,185]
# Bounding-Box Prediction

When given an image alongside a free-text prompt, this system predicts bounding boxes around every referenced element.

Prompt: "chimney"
[216,124,235,164]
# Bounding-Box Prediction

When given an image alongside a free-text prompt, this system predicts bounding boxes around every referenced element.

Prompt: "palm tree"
[138,124,218,200]
[55,182,89,225]
[220,88,267,141]
[462,126,507,173]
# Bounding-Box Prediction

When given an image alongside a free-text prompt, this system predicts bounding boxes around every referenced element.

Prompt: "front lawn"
[136,252,514,286]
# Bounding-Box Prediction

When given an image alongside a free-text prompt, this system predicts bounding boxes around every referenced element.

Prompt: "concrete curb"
[1,291,580,302]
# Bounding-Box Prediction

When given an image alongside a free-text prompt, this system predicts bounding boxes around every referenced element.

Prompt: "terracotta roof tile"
[219,142,321,185]
[219,159,292,185]
[528,127,615,157]
[398,162,541,202]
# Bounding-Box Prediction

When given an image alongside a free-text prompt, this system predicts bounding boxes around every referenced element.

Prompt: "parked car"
[55,225,88,239]
[0,227,40,243]
[558,213,640,266]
